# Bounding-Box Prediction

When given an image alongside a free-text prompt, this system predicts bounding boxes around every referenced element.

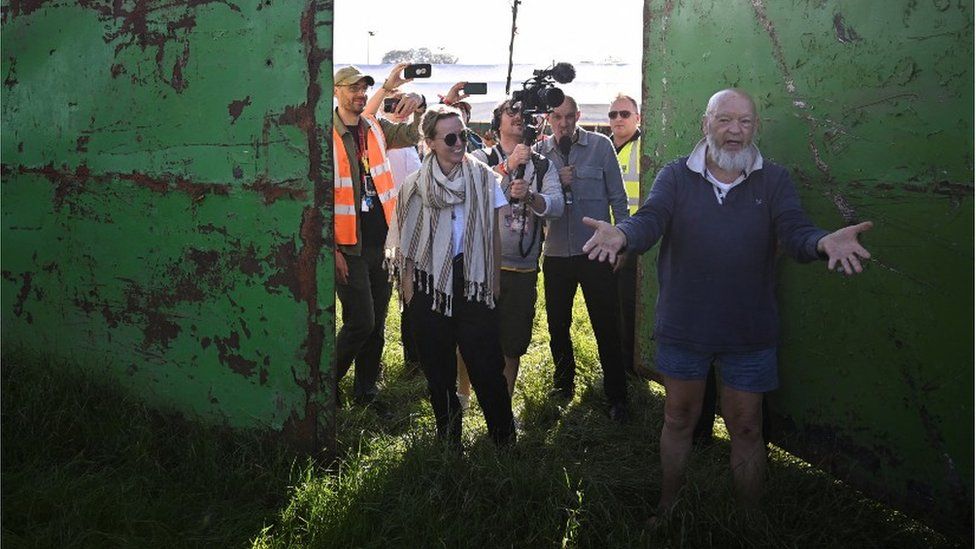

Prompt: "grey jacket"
[536,128,629,257]
[472,147,564,271]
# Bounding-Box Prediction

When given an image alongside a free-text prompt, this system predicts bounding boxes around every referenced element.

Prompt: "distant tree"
[381,47,458,64]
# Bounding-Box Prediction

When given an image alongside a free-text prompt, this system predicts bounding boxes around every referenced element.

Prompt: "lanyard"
[357,124,370,173]
[355,123,377,200]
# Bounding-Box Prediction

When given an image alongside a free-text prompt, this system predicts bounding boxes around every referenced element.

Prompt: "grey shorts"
[497,270,538,358]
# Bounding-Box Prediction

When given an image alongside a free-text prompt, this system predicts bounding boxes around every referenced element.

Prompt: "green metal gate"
[1,0,336,452]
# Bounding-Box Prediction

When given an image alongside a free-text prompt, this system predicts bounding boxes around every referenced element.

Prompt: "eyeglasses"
[339,83,370,93]
[436,129,470,147]
[504,106,521,116]
[608,110,633,120]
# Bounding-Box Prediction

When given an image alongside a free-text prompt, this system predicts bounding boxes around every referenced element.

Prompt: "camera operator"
[536,95,631,423]
[457,100,564,402]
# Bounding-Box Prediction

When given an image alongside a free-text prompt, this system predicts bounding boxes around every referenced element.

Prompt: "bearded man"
[580,89,874,519]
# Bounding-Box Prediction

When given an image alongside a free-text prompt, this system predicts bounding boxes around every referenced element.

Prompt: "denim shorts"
[656,343,778,393]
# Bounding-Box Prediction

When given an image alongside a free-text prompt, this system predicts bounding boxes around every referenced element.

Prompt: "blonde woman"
[388,105,515,447]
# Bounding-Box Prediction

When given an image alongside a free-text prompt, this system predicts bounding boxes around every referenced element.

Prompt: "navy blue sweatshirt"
[617,157,829,352]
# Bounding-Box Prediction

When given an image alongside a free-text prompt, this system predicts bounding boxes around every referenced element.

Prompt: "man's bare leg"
[503,356,519,397]
[656,376,707,513]
[719,385,765,506]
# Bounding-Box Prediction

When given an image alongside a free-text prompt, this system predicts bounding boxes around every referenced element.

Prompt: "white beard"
[706,133,754,173]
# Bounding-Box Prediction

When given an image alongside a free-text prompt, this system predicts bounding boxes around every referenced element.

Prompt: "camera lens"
[542,87,565,109]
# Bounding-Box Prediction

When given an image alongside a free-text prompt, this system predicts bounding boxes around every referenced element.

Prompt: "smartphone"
[383,97,398,113]
[463,82,488,95]
[404,63,432,79]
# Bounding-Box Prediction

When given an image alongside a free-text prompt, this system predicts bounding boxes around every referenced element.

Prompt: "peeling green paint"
[639,0,973,534]
[1,0,336,453]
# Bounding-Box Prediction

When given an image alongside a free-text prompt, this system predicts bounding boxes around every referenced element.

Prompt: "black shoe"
[403,360,422,378]
[609,402,630,423]
[549,386,573,402]
[353,392,376,407]
[354,394,393,420]
[370,399,394,421]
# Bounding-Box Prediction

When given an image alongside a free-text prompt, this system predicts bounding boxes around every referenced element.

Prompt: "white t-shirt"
[387,146,422,189]
[452,182,507,256]
[704,168,745,204]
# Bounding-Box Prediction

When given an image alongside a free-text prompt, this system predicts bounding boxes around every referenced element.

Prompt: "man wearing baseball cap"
[333,63,426,411]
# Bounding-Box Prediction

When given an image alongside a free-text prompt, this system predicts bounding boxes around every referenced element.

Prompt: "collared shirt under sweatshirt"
[617,140,829,352]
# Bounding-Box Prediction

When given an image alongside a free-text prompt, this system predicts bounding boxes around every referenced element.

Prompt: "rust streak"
[4,56,17,88]
[3,0,54,20]
[3,163,324,205]
[7,271,34,323]
[213,331,257,378]
[245,175,308,205]
[68,0,242,91]
[750,0,857,218]
[832,12,862,44]
[275,0,329,453]
[228,95,252,124]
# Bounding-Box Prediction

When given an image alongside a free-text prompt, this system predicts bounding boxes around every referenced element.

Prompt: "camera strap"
[483,145,549,259]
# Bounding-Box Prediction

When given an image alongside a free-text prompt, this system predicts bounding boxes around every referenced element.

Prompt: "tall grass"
[2,285,962,547]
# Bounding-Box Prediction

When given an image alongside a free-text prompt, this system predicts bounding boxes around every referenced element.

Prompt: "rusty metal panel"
[639,0,972,533]
[1,1,336,450]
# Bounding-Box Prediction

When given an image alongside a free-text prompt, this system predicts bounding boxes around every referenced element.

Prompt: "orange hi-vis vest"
[333,114,397,246]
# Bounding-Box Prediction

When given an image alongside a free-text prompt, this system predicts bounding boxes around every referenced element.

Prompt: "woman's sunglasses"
[608,110,633,120]
[436,129,470,147]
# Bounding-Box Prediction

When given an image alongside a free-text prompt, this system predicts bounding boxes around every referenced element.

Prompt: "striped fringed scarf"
[385,152,496,317]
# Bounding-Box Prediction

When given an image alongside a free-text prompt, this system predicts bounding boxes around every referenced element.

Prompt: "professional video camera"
[508,61,576,206]
[510,61,576,146]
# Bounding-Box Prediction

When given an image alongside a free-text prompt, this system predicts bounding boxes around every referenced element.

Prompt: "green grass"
[2,287,963,548]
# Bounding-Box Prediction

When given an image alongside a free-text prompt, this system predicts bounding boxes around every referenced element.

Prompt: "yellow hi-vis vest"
[617,138,641,213]
[332,114,397,246]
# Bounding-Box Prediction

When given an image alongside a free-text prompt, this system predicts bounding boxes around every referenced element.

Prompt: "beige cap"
[334,66,375,87]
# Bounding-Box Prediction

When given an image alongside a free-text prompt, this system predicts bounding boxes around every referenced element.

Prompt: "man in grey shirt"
[536,96,630,422]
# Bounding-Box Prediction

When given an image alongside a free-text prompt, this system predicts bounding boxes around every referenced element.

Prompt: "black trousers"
[543,254,627,405]
[335,245,391,401]
[616,253,638,373]
[407,255,515,446]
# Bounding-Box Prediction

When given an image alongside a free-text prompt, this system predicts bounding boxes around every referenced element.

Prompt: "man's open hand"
[817,221,873,275]
[582,217,627,264]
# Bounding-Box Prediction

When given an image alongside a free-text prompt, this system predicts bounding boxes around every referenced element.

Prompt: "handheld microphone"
[557,136,574,205]
[557,135,572,162]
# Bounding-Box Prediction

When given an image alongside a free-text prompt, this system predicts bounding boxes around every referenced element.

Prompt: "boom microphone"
[550,62,576,84]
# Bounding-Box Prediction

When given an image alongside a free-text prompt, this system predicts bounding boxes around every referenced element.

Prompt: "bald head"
[705,89,757,119]
[549,95,581,141]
